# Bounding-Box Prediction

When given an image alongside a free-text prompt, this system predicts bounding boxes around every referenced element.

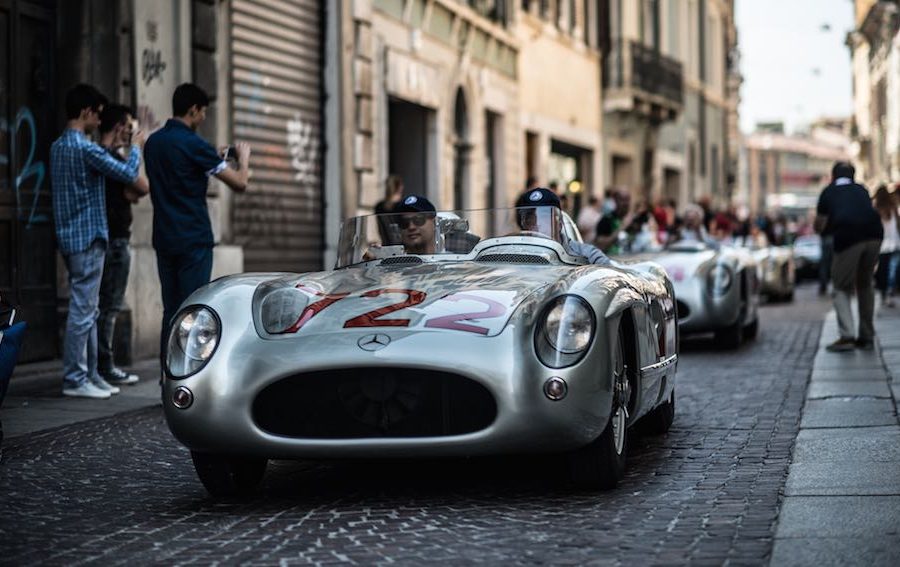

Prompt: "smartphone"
[223,145,238,161]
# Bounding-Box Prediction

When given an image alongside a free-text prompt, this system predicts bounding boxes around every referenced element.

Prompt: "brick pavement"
[0,285,831,565]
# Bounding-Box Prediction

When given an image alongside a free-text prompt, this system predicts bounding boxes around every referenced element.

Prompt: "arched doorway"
[452,88,471,211]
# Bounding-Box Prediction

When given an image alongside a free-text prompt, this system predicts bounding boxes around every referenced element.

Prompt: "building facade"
[741,121,850,216]
[329,0,608,245]
[847,0,900,185]
[600,0,738,208]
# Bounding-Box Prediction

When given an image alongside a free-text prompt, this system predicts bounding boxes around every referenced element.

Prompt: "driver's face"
[399,213,436,254]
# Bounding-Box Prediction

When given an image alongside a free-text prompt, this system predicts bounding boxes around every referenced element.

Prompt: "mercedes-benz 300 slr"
[163,207,679,496]
[651,242,761,348]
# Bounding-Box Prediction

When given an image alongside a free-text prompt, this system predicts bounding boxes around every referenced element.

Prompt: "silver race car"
[163,207,679,496]
[751,245,796,302]
[632,241,760,349]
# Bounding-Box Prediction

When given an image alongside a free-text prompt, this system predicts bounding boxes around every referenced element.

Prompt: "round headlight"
[543,296,594,354]
[707,265,733,296]
[166,306,220,378]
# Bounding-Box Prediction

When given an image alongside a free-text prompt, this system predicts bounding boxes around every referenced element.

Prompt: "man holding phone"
[96,104,149,386]
[144,83,251,364]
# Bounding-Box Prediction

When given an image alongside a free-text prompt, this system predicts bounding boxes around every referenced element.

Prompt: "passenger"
[515,188,612,265]
[395,195,437,254]
[671,203,716,247]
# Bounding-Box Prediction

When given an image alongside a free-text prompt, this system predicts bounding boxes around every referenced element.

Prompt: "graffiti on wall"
[141,20,167,86]
[142,49,167,85]
[286,112,318,219]
[0,107,48,227]
[286,112,318,186]
[136,104,162,133]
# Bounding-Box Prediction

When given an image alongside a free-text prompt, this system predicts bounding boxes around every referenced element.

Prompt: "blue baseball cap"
[395,194,436,214]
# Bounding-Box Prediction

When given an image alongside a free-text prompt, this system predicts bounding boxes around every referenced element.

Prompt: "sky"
[736,0,854,134]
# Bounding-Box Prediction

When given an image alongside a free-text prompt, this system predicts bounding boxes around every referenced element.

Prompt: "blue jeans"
[875,250,900,297]
[156,246,214,360]
[62,239,106,388]
[97,238,132,374]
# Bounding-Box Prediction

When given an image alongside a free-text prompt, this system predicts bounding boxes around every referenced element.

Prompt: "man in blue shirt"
[50,84,143,399]
[144,83,251,363]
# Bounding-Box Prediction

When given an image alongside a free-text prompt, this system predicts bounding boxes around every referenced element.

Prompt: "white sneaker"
[62,382,112,399]
[90,376,120,395]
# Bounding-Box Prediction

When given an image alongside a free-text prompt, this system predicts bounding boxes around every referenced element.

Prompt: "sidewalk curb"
[1,358,163,441]
[770,305,900,566]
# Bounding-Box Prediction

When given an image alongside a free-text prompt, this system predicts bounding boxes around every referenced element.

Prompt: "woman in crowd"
[873,185,900,307]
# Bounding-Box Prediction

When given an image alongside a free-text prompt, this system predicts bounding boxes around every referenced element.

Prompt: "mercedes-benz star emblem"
[357,333,391,351]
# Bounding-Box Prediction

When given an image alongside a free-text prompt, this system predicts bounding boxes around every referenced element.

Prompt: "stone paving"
[0,286,831,565]
[771,301,900,566]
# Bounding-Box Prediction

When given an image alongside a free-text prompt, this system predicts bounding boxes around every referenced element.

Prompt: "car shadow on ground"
[168,428,675,508]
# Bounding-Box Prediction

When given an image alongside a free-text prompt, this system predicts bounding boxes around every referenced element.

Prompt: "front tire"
[191,451,267,497]
[568,327,629,489]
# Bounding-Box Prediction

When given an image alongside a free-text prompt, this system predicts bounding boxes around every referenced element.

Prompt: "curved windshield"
[336,206,567,267]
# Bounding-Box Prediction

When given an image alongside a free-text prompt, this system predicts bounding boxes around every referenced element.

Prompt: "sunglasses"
[398,214,430,229]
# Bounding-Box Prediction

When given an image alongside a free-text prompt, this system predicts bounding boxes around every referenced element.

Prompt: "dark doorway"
[0,0,58,362]
[549,139,591,219]
[388,98,432,199]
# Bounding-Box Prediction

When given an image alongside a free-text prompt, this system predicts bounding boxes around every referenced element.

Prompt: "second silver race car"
[631,242,761,348]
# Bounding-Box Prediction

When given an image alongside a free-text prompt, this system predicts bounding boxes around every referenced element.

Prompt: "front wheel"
[191,451,267,497]
[567,328,629,489]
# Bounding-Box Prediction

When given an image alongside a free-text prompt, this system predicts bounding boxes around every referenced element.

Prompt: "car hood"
[252,262,580,337]
[621,249,717,284]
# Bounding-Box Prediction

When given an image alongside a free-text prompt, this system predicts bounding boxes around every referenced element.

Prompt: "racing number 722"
[344,289,426,328]
[279,287,506,335]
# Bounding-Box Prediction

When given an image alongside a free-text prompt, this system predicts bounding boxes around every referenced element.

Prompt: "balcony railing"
[604,39,684,120]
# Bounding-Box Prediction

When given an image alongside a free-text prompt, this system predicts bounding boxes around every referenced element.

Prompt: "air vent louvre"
[380,256,424,265]
[476,254,550,265]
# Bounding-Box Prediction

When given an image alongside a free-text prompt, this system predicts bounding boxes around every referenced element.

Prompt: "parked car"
[792,234,822,280]
[624,242,760,348]
[163,207,679,496]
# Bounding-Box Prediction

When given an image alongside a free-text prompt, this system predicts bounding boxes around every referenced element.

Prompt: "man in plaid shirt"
[50,84,144,399]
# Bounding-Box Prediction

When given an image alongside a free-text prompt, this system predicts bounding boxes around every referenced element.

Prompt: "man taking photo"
[144,83,251,363]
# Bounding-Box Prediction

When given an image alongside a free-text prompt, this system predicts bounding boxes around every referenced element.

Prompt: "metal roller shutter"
[230,0,323,272]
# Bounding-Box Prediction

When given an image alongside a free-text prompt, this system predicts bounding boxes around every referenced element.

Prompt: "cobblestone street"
[0,286,831,565]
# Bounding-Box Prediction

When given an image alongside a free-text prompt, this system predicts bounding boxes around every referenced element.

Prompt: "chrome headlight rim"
[706,264,734,297]
[534,294,596,369]
[165,305,222,380]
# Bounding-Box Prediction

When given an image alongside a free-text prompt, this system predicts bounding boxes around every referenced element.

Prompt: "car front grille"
[253,368,497,439]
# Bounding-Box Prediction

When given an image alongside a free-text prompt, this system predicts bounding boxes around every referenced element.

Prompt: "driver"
[515,188,612,265]
[395,195,437,254]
